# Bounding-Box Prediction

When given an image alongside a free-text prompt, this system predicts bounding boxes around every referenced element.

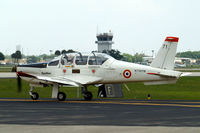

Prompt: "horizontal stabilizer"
[147,71,182,78]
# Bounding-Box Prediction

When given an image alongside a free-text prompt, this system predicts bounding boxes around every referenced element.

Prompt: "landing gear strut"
[52,84,67,101]
[82,86,93,101]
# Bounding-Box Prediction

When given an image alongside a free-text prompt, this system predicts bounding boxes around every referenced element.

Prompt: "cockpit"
[48,52,114,67]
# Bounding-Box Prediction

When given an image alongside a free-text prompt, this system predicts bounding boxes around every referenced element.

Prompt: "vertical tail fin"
[150,36,179,70]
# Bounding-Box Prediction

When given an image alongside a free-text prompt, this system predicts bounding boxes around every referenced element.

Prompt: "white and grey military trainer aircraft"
[16,36,189,101]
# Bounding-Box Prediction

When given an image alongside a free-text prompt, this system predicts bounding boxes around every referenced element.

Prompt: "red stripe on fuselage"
[16,72,36,78]
[147,73,157,75]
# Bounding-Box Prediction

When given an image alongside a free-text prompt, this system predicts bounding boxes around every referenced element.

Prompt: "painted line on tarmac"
[1,99,200,108]
[61,100,200,108]
[0,99,57,102]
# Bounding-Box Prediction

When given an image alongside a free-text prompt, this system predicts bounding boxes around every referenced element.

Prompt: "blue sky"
[0,0,200,55]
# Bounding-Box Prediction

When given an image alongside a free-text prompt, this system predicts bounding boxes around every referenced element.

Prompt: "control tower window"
[97,37,102,41]
[75,56,88,65]
[48,60,59,66]
[103,37,107,41]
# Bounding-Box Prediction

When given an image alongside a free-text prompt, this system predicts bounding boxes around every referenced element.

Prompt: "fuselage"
[17,52,182,86]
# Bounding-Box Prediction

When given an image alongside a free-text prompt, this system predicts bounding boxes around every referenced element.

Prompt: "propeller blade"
[17,75,22,92]
[12,65,17,72]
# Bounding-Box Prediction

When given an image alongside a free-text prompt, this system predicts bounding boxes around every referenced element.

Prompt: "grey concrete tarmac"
[0,125,200,133]
[0,72,16,78]
[1,99,200,133]
[0,99,200,126]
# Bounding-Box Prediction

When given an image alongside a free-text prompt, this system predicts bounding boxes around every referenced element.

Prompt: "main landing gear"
[82,86,93,101]
[57,92,66,101]
[29,85,93,101]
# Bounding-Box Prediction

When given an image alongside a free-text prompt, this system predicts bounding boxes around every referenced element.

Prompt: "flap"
[62,75,102,85]
[36,76,79,86]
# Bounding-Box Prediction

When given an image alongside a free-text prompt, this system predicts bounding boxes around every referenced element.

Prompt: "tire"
[84,91,93,101]
[57,92,66,101]
[31,92,39,100]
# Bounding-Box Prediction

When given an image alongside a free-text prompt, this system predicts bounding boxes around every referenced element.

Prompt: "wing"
[62,75,102,85]
[37,75,102,86]
[36,75,80,87]
[17,72,102,87]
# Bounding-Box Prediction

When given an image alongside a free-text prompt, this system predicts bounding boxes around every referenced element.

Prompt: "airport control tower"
[95,31,114,52]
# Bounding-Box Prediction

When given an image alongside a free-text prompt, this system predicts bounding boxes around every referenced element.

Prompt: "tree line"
[0,49,145,64]
[1,50,200,64]
[176,51,200,59]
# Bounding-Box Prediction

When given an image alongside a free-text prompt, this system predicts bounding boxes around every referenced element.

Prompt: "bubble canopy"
[48,52,114,66]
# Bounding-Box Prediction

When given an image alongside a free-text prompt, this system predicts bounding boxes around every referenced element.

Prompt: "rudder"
[150,36,179,70]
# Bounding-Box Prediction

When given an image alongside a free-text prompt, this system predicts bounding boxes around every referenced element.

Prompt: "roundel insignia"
[123,69,132,79]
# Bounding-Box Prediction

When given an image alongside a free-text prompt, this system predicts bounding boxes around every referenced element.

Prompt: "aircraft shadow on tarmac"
[0,99,200,127]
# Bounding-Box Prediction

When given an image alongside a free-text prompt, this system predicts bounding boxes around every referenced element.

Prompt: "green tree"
[103,49,123,60]
[11,51,22,63]
[122,53,133,62]
[55,50,61,56]
[11,53,16,63]
[0,52,5,60]
[39,54,56,61]
[176,51,200,59]
[66,49,75,53]
[27,56,40,63]
[132,53,144,63]
[61,50,67,54]
[15,50,22,63]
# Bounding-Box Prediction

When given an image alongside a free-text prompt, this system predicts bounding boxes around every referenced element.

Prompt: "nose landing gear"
[31,92,39,100]
[29,86,39,100]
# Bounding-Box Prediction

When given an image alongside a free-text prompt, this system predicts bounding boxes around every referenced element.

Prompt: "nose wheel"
[31,92,39,100]
[29,86,39,100]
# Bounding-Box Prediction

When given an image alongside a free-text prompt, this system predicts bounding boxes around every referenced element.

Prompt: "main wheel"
[57,92,66,101]
[31,92,39,100]
[83,91,93,101]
